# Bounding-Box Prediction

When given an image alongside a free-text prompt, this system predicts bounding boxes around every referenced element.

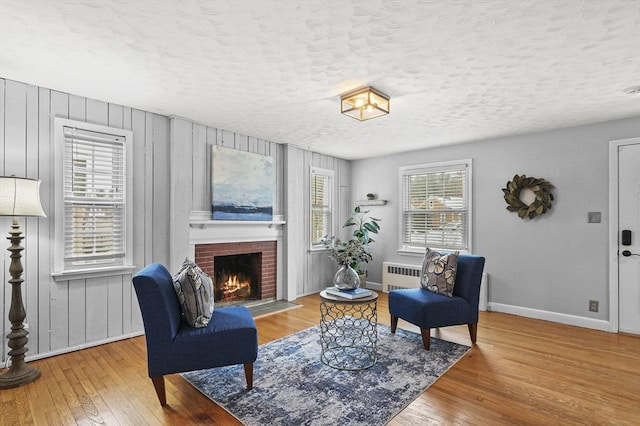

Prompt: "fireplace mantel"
[190,219,286,229]
[188,210,285,245]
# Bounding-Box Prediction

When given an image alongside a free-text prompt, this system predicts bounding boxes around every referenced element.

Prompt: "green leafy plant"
[322,206,381,273]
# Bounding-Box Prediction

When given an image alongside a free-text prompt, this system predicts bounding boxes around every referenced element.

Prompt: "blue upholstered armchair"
[388,254,485,350]
[132,263,258,406]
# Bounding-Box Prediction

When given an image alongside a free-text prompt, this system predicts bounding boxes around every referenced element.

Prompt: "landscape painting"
[212,146,274,221]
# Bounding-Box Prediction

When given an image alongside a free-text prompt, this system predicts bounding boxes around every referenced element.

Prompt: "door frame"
[608,136,640,333]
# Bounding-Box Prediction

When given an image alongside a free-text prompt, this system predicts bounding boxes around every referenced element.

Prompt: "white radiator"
[382,261,488,311]
[382,262,422,292]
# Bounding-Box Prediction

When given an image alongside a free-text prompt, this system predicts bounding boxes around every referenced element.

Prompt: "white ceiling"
[1,0,639,160]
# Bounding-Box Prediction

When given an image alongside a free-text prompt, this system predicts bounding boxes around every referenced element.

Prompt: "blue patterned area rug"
[182,325,470,426]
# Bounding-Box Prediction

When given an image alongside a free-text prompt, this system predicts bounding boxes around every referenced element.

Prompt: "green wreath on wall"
[502,174,555,219]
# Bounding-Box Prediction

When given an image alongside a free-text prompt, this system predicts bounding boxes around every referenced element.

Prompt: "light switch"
[587,212,601,223]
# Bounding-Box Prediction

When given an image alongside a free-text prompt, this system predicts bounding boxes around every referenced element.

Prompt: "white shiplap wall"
[0,78,170,361]
[169,119,286,273]
[169,118,351,298]
[285,146,351,297]
[0,78,351,361]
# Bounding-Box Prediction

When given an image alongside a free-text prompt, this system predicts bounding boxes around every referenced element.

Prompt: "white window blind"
[63,126,126,265]
[401,161,471,251]
[310,168,333,248]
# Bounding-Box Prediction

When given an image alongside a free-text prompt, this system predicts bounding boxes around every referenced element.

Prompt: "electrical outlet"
[589,300,599,312]
[587,212,601,223]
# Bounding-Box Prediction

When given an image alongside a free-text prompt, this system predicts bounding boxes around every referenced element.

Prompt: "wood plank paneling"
[169,118,193,272]
[85,277,108,342]
[284,145,305,299]
[1,79,167,361]
[274,142,284,216]
[67,278,86,347]
[221,129,234,147]
[302,150,312,293]
[107,275,123,338]
[141,110,154,268]
[129,109,146,266]
[3,81,27,227]
[0,78,5,174]
[0,79,5,361]
[127,109,147,333]
[191,123,207,211]
[68,95,85,121]
[0,75,350,364]
[152,114,170,267]
[48,89,70,351]
[234,133,248,151]
[248,136,258,153]
[25,84,40,352]
[86,98,108,126]
[37,86,52,354]
[108,104,123,129]
[2,80,29,359]
[301,152,352,294]
[122,108,135,335]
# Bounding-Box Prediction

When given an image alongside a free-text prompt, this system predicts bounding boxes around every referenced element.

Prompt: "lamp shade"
[0,176,46,217]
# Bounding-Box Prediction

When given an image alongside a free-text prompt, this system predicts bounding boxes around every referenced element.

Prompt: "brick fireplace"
[194,241,277,302]
[187,210,287,301]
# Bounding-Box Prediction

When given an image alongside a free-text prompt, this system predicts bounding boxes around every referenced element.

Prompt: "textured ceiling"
[1,0,639,159]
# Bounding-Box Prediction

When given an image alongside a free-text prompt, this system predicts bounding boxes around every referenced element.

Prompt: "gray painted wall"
[351,117,640,321]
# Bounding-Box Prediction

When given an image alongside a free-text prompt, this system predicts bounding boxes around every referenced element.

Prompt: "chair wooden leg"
[151,376,166,406]
[243,363,253,390]
[468,323,478,343]
[420,328,431,350]
[390,315,398,333]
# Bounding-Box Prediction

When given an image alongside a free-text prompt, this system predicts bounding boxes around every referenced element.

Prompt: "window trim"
[52,117,134,279]
[309,167,335,251]
[398,159,473,255]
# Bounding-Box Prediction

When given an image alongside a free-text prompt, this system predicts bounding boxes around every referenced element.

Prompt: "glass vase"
[333,264,360,291]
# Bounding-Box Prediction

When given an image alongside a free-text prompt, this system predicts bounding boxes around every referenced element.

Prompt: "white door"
[619,142,640,334]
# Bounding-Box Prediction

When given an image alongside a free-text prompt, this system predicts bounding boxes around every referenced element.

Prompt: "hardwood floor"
[1,292,638,425]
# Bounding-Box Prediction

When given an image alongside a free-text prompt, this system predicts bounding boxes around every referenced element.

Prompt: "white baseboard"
[364,281,382,291]
[487,302,610,332]
[20,331,145,363]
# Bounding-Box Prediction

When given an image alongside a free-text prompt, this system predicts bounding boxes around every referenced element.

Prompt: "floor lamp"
[0,176,46,389]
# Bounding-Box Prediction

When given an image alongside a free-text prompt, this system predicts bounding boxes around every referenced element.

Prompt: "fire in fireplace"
[214,253,260,302]
[195,241,277,302]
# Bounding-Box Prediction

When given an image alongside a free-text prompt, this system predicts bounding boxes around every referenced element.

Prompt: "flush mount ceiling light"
[340,86,390,121]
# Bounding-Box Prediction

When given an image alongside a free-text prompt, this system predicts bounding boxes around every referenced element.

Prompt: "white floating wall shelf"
[356,200,388,206]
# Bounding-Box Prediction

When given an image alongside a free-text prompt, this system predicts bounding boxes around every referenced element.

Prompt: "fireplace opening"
[214,253,261,302]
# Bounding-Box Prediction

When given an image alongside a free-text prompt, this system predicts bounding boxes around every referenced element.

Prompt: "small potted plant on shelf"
[322,206,381,289]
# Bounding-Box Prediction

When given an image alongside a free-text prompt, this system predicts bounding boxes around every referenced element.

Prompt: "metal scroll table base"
[319,295,378,370]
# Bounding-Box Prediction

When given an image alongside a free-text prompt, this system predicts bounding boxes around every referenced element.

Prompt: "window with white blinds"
[63,127,125,265]
[400,160,472,252]
[54,118,133,274]
[310,167,334,248]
